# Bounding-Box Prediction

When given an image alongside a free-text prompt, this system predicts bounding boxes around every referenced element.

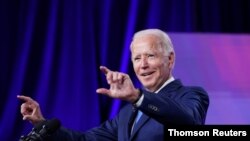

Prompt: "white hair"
[130,29,175,56]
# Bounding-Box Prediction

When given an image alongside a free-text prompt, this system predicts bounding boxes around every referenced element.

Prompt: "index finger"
[17,95,34,102]
[100,66,111,75]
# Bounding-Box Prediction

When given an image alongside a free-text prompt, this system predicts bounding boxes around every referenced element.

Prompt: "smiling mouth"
[141,72,154,76]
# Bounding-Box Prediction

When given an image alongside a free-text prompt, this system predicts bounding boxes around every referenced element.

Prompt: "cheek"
[158,62,169,73]
[133,63,139,74]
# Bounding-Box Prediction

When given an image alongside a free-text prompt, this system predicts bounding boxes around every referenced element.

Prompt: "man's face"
[131,35,174,92]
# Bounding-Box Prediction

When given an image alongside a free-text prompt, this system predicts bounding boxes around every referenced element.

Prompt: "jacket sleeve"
[47,118,118,141]
[138,87,209,125]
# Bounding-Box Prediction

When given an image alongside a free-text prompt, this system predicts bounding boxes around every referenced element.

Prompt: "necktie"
[131,110,143,134]
[135,110,143,123]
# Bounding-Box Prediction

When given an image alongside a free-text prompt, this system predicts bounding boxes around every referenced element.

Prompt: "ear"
[168,52,175,69]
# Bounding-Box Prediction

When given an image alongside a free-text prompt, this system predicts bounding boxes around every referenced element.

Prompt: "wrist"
[132,89,142,104]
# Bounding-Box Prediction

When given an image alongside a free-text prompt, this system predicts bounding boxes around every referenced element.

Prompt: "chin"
[142,83,154,90]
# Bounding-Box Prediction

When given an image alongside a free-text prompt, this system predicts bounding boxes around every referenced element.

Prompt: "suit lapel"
[127,107,138,137]
[130,113,150,139]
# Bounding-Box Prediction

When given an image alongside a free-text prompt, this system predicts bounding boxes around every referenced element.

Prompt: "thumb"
[23,115,43,125]
[23,115,35,122]
[96,88,110,95]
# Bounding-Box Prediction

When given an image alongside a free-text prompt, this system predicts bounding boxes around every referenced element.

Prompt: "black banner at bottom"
[165,125,250,140]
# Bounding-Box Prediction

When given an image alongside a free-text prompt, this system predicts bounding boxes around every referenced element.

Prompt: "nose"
[141,57,148,68]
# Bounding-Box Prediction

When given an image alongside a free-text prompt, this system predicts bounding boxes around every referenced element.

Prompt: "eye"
[148,54,155,58]
[134,57,141,62]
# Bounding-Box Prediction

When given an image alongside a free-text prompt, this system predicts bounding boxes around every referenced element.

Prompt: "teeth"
[142,72,151,76]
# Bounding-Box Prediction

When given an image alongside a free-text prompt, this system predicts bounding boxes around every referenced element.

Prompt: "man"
[18,29,209,141]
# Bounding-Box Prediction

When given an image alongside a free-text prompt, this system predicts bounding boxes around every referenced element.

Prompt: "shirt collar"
[155,76,175,93]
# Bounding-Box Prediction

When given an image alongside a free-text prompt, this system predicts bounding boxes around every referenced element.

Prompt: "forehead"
[131,35,162,54]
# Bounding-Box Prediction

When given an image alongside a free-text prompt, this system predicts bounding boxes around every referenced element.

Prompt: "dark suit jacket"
[49,79,209,141]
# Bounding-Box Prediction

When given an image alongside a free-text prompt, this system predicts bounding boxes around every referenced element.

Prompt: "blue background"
[0,0,249,140]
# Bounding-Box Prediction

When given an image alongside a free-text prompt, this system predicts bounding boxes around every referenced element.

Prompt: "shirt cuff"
[134,94,144,107]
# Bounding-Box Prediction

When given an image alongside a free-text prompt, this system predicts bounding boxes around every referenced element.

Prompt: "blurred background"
[0,0,250,140]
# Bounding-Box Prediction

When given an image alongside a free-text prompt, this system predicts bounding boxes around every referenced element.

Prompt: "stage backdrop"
[169,33,250,124]
[0,0,250,140]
